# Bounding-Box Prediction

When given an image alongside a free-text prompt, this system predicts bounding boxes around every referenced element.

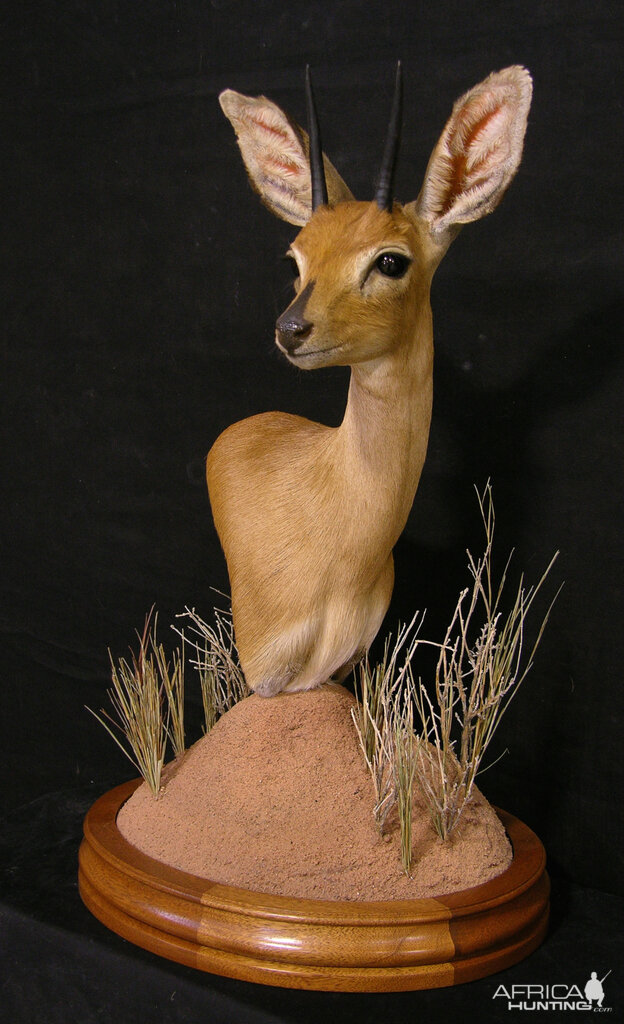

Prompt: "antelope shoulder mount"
[207,66,532,697]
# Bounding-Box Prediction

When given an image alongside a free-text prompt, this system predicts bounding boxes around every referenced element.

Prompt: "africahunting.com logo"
[493,971,612,1012]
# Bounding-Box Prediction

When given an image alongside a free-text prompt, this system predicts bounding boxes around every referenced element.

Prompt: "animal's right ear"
[219,90,353,226]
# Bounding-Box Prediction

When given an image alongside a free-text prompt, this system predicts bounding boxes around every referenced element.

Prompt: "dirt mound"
[117,684,512,901]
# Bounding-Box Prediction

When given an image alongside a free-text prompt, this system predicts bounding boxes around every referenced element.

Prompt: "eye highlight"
[375,252,411,278]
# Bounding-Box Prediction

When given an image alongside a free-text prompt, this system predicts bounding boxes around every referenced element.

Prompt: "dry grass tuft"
[352,483,560,870]
[90,598,249,796]
[174,600,249,732]
[87,609,184,797]
[412,483,560,839]
[351,614,423,839]
[157,631,185,759]
[393,696,417,874]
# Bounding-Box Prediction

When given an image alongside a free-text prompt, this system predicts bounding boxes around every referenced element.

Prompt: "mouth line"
[285,344,341,361]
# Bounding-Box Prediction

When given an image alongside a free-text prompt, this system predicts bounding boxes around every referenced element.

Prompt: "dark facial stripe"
[276,279,315,336]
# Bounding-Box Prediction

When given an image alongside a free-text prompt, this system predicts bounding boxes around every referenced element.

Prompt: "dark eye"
[375,252,410,278]
[282,253,299,278]
[280,253,301,292]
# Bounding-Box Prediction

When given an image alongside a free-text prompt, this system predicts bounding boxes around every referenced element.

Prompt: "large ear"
[219,89,353,226]
[408,66,532,244]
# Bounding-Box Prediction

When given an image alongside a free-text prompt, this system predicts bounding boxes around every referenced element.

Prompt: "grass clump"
[174,601,249,733]
[351,614,423,839]
[393,697,417,875]
[352,483,560,871]
[412,483,560,840]
[87,609,184,797]
[90,599,251,795]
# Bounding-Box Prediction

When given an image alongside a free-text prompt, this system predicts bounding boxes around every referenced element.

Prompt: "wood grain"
[79,780,549,991]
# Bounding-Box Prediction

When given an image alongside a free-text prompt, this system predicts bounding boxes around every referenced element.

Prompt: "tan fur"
[208,68,532,696]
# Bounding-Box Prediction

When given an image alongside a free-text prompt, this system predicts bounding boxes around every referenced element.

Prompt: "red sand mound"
[117,684,512,901]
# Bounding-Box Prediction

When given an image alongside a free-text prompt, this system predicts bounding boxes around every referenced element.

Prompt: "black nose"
[276,280,314,353]
[276,315,313,353]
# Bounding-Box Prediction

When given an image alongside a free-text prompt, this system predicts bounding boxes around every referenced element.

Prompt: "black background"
[1,2,623,1021]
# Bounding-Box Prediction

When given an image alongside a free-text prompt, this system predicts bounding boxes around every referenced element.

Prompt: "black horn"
[305,66,328,210]
[374,62,403,212]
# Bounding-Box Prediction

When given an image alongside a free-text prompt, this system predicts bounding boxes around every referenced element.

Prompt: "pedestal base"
[79,780,549,992]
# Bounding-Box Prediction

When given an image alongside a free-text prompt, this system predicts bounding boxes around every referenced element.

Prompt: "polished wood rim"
[79,780,549,992]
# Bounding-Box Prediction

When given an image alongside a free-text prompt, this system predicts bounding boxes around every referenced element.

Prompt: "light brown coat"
[208,67,532,695]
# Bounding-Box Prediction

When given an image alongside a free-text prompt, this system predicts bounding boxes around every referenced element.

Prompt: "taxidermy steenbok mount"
[208,65,532,697]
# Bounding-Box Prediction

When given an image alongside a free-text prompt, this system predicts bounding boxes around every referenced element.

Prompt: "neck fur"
[337,305,434,531]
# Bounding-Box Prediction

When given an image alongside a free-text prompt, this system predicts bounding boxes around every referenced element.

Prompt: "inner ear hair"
[413,66,532,241]
[220,89,354,227]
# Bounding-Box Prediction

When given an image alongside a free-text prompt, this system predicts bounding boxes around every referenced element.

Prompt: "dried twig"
[412,483,560,838]
[173,601,249,732]
[352,483,560,862]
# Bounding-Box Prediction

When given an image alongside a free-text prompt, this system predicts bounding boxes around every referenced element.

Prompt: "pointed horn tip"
[394,61,404,96]
[374,61,404,212]
[305,64,328,210]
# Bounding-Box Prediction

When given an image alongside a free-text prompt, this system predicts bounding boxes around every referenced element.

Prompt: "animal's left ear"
[407,66,532,245]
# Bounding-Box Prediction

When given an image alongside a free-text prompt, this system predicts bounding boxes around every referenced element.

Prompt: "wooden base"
[79,780,549,992]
